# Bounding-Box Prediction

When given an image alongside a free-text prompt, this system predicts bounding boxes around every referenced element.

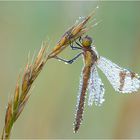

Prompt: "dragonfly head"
[82,35,92,48]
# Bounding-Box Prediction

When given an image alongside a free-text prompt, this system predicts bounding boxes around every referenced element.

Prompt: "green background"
[0,1,140,139]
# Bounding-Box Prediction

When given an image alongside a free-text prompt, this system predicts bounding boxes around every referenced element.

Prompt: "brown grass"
[1,41,49,139]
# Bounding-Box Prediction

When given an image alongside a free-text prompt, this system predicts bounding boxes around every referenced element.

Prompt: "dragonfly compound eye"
[82,35,92,47]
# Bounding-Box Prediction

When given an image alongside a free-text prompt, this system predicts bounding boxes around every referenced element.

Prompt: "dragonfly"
[54,35,140,133]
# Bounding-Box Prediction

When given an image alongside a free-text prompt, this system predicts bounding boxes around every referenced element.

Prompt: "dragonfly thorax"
[82,35,93,48]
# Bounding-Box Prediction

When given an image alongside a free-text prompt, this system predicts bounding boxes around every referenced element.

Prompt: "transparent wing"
[88,66,105,106]
[97,56,140,93]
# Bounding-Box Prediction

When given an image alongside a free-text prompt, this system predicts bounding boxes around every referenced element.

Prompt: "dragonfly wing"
[88,66,105,106]
[97,56,140,93]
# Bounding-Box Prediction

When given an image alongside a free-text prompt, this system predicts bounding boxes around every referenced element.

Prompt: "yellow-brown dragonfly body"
[73,36,98,133]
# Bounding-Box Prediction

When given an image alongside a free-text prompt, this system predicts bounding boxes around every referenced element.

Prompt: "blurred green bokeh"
[0,1,140,139]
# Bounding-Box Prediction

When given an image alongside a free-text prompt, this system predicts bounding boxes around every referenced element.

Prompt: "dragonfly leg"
[70,42,82,50]
[74,36,83,47]
[79,36,82,44]
[55,52,82,64]
[75,41,82,47]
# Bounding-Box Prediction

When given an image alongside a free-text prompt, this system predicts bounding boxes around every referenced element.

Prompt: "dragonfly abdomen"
[74,65,91,133]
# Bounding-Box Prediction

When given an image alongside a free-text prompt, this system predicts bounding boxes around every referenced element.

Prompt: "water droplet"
[96,5,99,9]
[75,20,79,24]
[94,22,98,26]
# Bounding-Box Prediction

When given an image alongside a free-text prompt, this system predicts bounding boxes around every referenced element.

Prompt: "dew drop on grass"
[96,5,99,9]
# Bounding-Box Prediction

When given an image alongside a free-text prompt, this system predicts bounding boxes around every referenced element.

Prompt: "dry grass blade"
[2,41,49,140]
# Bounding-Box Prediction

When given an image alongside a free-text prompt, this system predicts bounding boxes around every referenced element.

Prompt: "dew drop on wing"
[88,66,105,106]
